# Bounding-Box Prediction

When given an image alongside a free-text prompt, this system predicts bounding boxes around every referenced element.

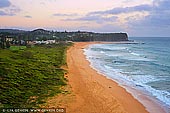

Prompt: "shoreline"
[65,42,165,113]
[84,42,168,113]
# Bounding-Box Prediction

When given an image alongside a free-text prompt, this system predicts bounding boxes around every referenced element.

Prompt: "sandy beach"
[46,42,166,113]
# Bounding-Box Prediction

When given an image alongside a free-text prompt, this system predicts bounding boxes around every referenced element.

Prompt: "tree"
[6,40,10,48]
[0,35,6,49]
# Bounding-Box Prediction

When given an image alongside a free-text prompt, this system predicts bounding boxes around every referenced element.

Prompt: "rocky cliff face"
[92,33,128,41]
[70,33,128,42]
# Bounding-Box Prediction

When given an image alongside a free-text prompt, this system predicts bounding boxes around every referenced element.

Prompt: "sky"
[0,0,170,37]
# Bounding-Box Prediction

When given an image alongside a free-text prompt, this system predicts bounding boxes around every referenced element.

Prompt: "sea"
[84,37,170,113]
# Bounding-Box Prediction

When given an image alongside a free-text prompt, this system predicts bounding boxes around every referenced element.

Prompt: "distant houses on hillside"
[0,29,128,48]
[33,40,56,44]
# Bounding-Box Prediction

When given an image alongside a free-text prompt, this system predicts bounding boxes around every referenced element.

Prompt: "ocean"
[84,37,170,112]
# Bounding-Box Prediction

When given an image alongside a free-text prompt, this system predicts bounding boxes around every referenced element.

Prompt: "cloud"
[93,24,125,33]
[0,10,16,16]
[0,4,21,16]
[71,0,170,36]
[89,4,152,15]
[0,11,8,15]
[127,0,170,27]
[0,0,11,8]
[62,0,170,36]
[53,13,78,17]
[24,15,32,18]
[8,6,21,14]
[65,15,117,24]
[154,0,170,10]
[122,0,170,36]
[64,4,152,24]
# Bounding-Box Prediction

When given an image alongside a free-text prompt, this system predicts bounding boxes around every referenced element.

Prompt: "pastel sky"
[0,0,170,36]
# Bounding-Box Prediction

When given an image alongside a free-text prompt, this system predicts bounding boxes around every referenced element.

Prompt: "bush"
[22,51,33,59]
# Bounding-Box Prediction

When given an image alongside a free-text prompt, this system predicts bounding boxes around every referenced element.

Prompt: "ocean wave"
[90,44,128,51]
[142,84,170,107]
[100,51,105,54]
[130,52,140,56]
[121,54,151,61]
[84,43,170,110]
[93,59,170,107]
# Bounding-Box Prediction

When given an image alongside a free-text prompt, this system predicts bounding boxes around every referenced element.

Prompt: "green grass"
[10,46,27,51]
[0,43,72,108]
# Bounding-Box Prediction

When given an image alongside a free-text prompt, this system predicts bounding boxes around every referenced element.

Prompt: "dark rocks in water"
[136,84,143,87]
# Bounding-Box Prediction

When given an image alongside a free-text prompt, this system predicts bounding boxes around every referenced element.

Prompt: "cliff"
[69,32,128,42]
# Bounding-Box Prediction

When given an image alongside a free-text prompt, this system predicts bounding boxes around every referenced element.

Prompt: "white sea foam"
[130,52,140,56]
[92,44,128,51]
[141,84,170,106]
[132,74,158,84]
[121,54,151,61]
[105,53,126,57]
[90,56,170,108]
[100,51,105,54]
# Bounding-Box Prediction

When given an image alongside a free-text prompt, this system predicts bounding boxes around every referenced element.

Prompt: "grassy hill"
[0,43,71,108]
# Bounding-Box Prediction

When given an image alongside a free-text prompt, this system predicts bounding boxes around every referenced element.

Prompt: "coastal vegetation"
[0,43,71,108]
[0,29,128,49]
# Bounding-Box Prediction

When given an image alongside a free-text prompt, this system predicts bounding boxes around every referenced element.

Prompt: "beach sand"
[45,42,166,113]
